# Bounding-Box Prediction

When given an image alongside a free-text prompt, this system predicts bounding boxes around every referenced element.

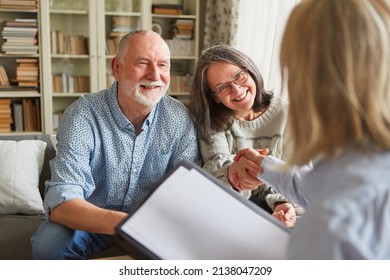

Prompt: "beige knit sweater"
[199,97,303,213]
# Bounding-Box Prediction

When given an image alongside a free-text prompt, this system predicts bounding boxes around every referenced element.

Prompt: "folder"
[115,160,290,260]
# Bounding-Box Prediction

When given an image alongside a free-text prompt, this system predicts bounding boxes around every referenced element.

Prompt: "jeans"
[31,219,113,259]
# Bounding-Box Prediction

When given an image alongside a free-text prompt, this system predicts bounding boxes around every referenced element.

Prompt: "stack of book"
[106,16,140,55]
[0,98,12,132]
[170,73,191,94]
[165,38,193,56]
[172,19,194,39]
[110,16,140,37]
[152,4,183,15]
[169,61,192,96]
[0,0,37,10]
[164,19,194,56]
[50,30,89,55]
[14,58,39,88]
[52,73,90,93]
[1,18,38,55]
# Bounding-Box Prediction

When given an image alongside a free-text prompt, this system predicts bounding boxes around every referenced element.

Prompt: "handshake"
[229,147,269,190]
[227,148,297,228]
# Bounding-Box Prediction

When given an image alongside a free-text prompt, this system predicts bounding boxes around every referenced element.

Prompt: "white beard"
[133,82,168,107]
[121,79,169,107]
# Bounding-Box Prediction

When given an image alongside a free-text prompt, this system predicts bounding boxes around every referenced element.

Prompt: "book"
[152,4,183,15]
[0,97,12,131]
[0,66,10,86]
[0,116,12,124]
[116,160,290,260]
[0,86,38,93]
[12,102,23,131]
[21,98,38,131]
[16,58,38,64]
[0,107,11,114]
[18,81,39,87]
[0,98,11,106]
[5,19,38,27]
[0,0,37,10]
[13,76,38,82]
[0,127,11,132]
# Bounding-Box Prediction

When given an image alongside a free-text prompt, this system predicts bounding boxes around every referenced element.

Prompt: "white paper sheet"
[120,165,289,259]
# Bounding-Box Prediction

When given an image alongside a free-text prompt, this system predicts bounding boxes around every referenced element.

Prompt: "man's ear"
[111,57,119,78]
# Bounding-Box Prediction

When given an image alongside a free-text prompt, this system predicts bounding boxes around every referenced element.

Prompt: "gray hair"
[116,30,158,64]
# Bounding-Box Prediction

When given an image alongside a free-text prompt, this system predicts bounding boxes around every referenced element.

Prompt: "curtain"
[235,0,300,99]
[203,0,240,48]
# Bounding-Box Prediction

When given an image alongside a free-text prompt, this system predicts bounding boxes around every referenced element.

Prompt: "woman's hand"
[228,148,269,190]
[272,202,297,228]
[234,147,269,167]
[227,159,263,191]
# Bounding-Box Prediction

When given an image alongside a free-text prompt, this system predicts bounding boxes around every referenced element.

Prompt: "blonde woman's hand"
[234,147,269,168]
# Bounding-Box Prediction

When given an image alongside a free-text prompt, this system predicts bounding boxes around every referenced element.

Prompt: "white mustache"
[138,81,166,87]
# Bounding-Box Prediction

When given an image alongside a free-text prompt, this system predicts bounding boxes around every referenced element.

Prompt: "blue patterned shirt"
[44,82,201,215]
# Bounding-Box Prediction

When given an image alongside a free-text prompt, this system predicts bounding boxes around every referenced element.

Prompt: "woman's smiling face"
[206,61,257,116]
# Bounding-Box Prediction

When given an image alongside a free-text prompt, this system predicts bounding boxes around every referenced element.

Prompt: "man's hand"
[50,198,128,235]
[272,202,297,228]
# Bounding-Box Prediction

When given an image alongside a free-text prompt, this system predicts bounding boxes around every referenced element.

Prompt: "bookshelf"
[0,0,200,135]
[0,0,41,134]
[97,0,142,90]
[38,0,97,133]
[150,0,199,106]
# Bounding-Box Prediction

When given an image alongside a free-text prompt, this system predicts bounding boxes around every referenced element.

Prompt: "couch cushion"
[0,135,56,199]
[0,214,45,259]
[0,140,46,214]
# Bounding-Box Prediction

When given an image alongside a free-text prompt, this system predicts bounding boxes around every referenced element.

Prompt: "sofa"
[0,134,126,259]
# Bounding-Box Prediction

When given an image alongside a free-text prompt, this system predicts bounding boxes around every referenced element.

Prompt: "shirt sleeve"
[43,101,95,215]
[258,156,311,208]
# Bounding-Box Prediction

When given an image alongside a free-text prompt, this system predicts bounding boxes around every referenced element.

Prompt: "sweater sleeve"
[199,132,252,199]
[199,129,304,212]
[251,184,304,215]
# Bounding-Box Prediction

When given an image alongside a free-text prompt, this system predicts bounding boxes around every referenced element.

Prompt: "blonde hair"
[280,0,390,166]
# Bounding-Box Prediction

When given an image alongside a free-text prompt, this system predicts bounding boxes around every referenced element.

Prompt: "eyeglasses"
[213,69,249,98]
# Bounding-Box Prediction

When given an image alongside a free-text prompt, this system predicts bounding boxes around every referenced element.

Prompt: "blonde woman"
[234,0,390,259]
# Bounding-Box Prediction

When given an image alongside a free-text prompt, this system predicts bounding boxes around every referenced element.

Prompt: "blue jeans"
[31,219,113,259]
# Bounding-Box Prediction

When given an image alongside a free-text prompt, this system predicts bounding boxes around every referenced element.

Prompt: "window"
[235,0,299,99]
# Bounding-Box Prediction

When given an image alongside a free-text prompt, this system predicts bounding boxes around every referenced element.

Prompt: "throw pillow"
[0,140,46,214]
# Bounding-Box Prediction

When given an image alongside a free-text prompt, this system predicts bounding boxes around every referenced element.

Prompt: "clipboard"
[115,159,290,260]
